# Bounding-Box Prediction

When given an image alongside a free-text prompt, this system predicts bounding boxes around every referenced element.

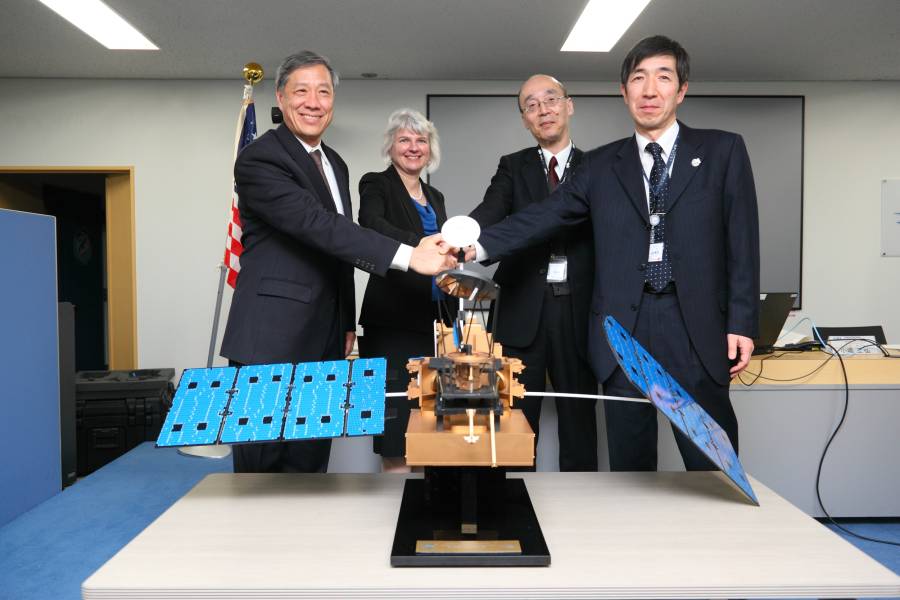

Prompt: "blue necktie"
[645,142,672,291]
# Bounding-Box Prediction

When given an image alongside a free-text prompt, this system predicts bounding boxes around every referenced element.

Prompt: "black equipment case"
[75,369,175,476]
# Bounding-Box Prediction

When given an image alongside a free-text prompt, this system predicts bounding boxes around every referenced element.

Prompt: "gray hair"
[381,108,441,173]
[275,50,340,92]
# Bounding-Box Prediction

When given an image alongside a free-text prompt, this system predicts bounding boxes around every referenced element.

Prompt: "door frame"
[0,166,137,369]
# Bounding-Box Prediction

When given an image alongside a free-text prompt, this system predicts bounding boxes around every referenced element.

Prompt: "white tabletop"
[83,472,900,599]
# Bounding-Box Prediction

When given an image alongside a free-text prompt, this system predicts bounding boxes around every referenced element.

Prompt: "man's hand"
[727,333,754,376]
[410,233,458,275]
[344,331,356,358]
[464,245,477,262]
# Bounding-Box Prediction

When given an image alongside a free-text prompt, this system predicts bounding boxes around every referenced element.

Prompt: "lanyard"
[538,143,575,193]
[642,138,679,203]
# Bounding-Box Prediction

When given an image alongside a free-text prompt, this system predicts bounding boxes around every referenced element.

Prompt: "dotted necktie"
[548,155,559,191]
[645,142,672,291]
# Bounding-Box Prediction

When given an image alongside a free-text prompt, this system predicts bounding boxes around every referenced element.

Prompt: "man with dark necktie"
[220,50,455,473]
[471,37,759,472]
[469,74,598,471]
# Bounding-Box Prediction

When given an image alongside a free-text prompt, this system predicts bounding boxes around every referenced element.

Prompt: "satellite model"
[155,216,757,570]
[391,266,549,566]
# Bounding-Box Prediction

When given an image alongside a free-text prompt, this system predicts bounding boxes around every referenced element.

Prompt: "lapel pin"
[691,158,702,167]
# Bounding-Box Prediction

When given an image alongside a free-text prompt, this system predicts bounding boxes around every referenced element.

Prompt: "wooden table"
[82,472,900,599]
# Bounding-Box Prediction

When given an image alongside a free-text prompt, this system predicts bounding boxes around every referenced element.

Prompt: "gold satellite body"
[404,320,534,467]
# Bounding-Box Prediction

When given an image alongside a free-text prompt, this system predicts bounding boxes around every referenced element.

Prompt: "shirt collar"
[295,136,324,157]
[635,121,679,159]
[540,140,573,167]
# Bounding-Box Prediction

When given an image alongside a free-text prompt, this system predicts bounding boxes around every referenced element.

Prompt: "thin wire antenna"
[463,309,474,349]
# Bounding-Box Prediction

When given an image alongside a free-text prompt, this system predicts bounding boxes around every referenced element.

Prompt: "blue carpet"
[827,519,900,575]
[0,443,230,600]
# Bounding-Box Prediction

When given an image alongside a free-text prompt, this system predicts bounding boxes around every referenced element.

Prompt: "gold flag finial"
[242,62,264,86]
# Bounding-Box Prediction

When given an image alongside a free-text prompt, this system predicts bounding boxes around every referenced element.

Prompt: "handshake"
[408,216,481,276]
[408,234,464,276]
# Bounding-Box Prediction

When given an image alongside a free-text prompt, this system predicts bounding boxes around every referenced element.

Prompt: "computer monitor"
[752,292,798,355]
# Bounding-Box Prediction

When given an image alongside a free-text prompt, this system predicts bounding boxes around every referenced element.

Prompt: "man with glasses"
[468,74,598,472]
[471,37,759,473]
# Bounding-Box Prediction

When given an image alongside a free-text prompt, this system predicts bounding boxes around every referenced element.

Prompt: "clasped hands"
[408,233,460,275]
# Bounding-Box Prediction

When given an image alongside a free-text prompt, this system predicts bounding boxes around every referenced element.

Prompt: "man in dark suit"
[471,36,759,472]
[469,74,598,471]
[220,51,455,473]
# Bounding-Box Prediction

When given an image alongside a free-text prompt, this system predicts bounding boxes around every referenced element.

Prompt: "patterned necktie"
[548,155,559,191]
[645,142,673,291]
[309,149,336,205]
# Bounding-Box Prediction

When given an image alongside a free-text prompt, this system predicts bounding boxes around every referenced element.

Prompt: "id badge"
[547,256,568,282]
[648,243,664,263]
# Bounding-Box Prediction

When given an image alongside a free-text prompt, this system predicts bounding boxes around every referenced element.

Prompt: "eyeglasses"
[521,95,568,114]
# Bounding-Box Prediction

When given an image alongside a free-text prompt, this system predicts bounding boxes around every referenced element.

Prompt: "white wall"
[1,77,898,377]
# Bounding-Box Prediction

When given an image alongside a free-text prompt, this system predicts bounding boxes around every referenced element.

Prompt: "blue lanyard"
[642,138,679,201]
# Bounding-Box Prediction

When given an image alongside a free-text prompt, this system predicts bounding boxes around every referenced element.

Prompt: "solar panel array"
[157,358,386,448]
[603,316,759,505]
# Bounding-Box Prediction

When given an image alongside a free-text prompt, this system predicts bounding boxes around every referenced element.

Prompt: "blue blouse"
[410,197,444,301]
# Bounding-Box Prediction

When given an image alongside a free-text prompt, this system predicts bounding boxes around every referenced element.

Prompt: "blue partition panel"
[283,360,349,440]
[157,367,236,447]
[603,316,758,505]
[346,357,386,436]
[219,363,293,444]
[0,210,61,527]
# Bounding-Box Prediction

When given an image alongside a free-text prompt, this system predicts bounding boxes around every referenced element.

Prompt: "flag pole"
[184,63,262,461]
[206,62,263,369]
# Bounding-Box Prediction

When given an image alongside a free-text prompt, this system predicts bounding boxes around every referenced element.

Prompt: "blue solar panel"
[157,367,236,447]
[219,363,293,444]
[604,318,651,396]
[346,357,386,436]
[602,316,758,505]
[283,360,349,440]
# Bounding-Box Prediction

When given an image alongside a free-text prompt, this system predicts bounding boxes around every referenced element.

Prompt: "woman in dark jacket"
[358,108,449,472]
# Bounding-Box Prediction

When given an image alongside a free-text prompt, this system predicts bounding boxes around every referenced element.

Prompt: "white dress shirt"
[295,137,344,215]
[540,141,573,182]
[635,121,680,210]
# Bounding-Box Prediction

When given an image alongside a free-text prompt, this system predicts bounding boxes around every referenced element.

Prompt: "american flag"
[224,84,257,288]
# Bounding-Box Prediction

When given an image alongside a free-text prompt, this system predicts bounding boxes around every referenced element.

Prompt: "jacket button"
[630,304,638,311]
[538,268,547,275]
[638,263,646,272]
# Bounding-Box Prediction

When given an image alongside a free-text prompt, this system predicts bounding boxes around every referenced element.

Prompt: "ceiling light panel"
[38,0,158,50]
[561,0,651,52]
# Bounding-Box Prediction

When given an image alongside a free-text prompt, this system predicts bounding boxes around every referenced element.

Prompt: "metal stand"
[177,263,233,460]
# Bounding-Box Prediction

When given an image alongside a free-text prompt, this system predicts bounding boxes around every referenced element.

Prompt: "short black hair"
[620,35,690,87]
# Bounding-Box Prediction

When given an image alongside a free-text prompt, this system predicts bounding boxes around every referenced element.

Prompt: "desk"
[82,472,900,599]
[727,351,900,517]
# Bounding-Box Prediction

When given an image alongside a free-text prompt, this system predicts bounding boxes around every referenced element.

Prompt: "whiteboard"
[882,180,900,257]
[428,94,804,305]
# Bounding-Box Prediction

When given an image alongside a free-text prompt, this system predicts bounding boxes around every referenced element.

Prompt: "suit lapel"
[426,183,448,227]
[523,148,550,204]
[613,136,650,224]
[387,165,426,237]
[322,143,352,216]
[665,122,703,214]
[274,125,337,213]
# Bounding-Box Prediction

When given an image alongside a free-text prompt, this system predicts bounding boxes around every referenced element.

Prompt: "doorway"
[0,167,137,369]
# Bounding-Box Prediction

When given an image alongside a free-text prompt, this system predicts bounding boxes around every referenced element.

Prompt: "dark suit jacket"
[220,124,400,365]
[358,164,448,334]
[469,146,594,357]
[479,123,760,385]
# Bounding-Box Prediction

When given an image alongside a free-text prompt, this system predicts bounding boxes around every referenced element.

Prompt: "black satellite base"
[390,467,550,567]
